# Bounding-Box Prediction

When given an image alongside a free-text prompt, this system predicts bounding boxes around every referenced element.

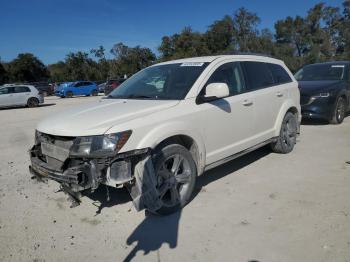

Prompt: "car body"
[98,82,106,93]
[55,81,98,98]
[104,79,126,95]
[30,82,54,96]
[0,84,44,108]
[295,61,350,124]
[29,55,300,215]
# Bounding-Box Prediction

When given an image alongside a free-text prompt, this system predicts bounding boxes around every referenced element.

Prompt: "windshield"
[295,64,345,81]
[108,62,208,100]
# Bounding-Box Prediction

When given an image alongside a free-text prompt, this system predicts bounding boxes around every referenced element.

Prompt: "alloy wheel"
[156,154,192,208]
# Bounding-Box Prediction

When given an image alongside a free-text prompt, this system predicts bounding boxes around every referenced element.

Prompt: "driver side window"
[205,62,246,96]
[0,87,13,95]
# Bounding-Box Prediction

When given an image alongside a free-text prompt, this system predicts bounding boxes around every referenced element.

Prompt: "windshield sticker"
[180,62,204,67]
[331,65,345,68]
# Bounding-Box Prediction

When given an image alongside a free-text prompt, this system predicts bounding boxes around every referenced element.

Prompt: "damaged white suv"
[29,55,300,215]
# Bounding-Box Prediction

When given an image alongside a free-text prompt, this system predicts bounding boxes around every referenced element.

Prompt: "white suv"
[29,55,300,215]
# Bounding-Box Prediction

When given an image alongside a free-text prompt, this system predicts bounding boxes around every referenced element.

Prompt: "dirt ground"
[0,96,349,262]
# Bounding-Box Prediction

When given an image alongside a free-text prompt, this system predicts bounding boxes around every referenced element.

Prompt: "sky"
[0,0,345,64]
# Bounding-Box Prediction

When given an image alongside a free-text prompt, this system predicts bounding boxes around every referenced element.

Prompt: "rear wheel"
[149,144,197,215]
[271,112,298,154]
[27,98,39,108]
[330,97,346,124]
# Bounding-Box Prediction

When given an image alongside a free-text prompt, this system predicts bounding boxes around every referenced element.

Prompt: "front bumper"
[301,97,335,121]
[29,144,161,211]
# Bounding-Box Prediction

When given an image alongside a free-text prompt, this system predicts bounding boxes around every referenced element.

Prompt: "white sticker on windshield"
[331,65,345,68]
[180,62,204,67]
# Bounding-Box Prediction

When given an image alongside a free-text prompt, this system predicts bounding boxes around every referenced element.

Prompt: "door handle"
[276,92,284,97]
[242,100,253,106]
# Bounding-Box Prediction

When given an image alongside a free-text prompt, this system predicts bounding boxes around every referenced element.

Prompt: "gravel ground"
[0,96,349,262]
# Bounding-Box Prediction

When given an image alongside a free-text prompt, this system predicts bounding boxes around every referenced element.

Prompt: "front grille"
[300,95,310,105]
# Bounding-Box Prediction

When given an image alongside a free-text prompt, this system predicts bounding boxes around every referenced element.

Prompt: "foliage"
[6,53,48,82]
[2,2,350,84]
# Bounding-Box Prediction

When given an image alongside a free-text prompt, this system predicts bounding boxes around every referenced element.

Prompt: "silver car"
[0,85,44,108]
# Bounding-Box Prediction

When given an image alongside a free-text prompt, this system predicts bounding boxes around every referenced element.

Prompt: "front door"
[197,62,255,165]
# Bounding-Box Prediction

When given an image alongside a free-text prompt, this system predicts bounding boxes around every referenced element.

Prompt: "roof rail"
[224,51,274,58]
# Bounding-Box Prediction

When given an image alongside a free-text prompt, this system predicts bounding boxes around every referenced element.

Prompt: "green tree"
[205,15,234,54]
[232,7,261,51]
[0,62,9,85]
[7,53,48,82]
[110,42,156,77]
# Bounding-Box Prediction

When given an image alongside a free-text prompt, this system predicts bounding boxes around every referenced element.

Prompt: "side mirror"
[202,83,229,102]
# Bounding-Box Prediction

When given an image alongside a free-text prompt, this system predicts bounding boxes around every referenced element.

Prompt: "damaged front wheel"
[151,144,197,215]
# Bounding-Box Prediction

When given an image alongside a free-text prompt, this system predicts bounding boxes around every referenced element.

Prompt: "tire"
[271,112,298,154]
[91,90,98,96]
[27,97,39,108]
[149,144,197,215]
[330,97,346,124]
[66,91,73,98]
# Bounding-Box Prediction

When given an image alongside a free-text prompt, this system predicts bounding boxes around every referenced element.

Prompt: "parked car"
[104,79,126,95]
[295,61,350,124]
[98,82,106,93]
[0,84,44,108]
[55,81,98,98]
[29,55,300,215]
[30,82,54,96]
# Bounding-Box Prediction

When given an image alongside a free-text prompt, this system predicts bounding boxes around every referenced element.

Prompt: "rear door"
[13,86,31,105]
[241,61,279,143]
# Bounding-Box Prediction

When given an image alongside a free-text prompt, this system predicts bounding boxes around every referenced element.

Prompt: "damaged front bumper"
[29,142,162,211]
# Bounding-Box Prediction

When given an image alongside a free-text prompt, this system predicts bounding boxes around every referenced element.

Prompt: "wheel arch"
[136,124,206,175]
[273,100,301,137]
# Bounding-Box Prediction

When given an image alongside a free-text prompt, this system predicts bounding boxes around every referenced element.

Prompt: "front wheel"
[330,97,346,124]
[271,112,298,154]
[149,144,197,215]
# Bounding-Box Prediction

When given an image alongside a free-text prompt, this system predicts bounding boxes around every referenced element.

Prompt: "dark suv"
[295,61,350,124]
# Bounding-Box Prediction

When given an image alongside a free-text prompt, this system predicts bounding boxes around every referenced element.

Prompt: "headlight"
[309,93,330,104]
[313,93,330,98]
[70,130,132,157]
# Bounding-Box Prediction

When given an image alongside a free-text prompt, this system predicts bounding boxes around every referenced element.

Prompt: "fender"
[273,99,301,137]
[137,121,207,175]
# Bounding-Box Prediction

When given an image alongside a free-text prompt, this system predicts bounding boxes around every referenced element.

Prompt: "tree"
[110,42,156,77]
[7,53,48,82]
[232,7,261,51]
[0,61,9,84]
[205,15,234,54]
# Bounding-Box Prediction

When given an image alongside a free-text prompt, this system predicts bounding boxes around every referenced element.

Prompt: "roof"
[156,54,283,66]
[306,61,350,66]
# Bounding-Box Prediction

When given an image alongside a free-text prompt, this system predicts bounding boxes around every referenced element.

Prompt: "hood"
[37,98,180,136]
[298,80,342,95]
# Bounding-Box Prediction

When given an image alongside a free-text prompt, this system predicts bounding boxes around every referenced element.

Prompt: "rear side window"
[242,61,274,90]
[268,63,292,84]
[14,86,30,93]
[206,62,246,96]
